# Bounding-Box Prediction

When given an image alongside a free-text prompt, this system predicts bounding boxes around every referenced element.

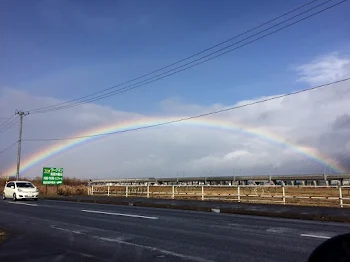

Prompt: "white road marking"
[266,227,290,233]
[300,234,331,239]
[94,236,213,262]
[79,253,95,258]
[50,225,211,262]
[81,209,159,220]
[51,225,84,234]
[7,201,38,207]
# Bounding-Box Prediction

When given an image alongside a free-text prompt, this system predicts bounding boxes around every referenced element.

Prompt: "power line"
[0,117,20,134]
[0,114,16,130]
[0,141,18,155]
[32,0,346,114]
[28,0,321,113]
[22,77,350,142]
[0,117,19,131]
[28,0,345,114]
[29,0,335,113]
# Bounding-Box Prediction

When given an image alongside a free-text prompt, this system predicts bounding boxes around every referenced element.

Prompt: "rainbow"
[2,116,346,177]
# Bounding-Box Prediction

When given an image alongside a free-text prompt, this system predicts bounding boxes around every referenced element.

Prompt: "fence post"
[201,186,204,201]
[339,186,344,208]
[107,185,110,196]
[91,185,94,196]
[126,185,128,198]
[237,186,241,203]
[282,185,286,205]
[147,184,150,198]
[172,185,175,199]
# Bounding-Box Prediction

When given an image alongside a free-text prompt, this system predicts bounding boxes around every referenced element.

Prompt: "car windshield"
[16,182,34,188]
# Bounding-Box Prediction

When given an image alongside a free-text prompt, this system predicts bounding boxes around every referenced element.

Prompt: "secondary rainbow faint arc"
[3,116,346,177]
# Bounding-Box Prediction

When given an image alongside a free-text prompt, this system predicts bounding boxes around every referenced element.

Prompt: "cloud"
[332,114,350,130]
[1,53,350,179]
[295,53,350,85]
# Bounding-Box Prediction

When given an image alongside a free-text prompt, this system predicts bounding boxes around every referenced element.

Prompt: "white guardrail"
[87,185,350,208]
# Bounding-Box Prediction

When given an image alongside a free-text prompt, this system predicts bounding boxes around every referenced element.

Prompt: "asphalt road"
[0,199,349,262]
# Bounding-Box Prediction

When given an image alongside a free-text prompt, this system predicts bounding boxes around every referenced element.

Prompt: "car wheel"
[2,192,6,200]
[13,193,17,201]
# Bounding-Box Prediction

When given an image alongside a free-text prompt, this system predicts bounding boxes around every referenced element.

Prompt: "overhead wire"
[0,116,20,134]
[27,0,321,113]
[29,0,334,113]
[22,77,350,142]
[0,141,18,155]
[32,0,346,114]
[28,0,346,114]
[0,114,16,130]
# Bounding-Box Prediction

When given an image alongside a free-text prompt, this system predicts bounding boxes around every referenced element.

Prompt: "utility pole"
[15,110,29,181]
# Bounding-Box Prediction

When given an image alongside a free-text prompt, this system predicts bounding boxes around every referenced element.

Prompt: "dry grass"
[0,177,88,196]
[35,176,88,196]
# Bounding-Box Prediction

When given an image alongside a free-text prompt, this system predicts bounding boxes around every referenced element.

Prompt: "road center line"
[7,202,38,207]
[81,209,159,220]
[300,234,331,239]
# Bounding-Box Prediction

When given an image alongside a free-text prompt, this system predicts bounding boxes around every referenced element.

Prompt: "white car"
[2,181,39,201]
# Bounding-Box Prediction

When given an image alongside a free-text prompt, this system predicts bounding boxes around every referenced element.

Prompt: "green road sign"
[42,167,63,185]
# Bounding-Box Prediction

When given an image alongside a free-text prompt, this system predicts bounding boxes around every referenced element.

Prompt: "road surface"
[0,199,349,262]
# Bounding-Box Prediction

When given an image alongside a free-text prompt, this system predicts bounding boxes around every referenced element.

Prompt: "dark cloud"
[332,114,350,130]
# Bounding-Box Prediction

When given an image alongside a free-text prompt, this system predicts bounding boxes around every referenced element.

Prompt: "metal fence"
[87,185,350,208]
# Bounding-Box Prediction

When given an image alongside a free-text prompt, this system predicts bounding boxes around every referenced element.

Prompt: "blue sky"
[1,0,349,113]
